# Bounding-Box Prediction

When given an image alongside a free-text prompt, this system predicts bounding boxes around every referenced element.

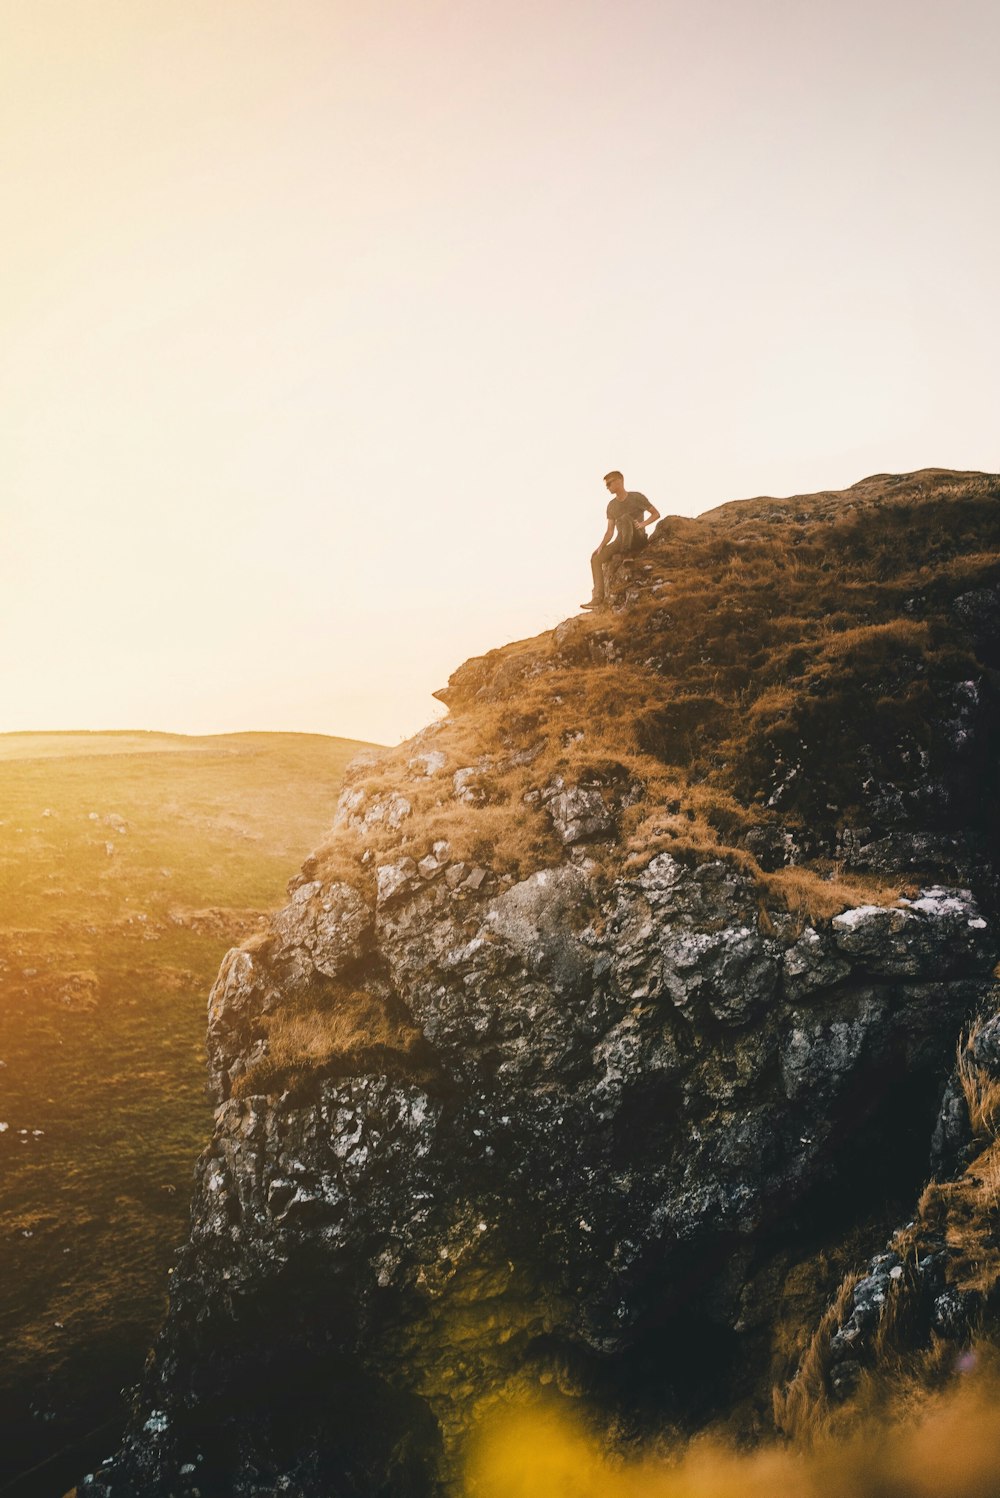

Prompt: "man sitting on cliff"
[582,471,660,610]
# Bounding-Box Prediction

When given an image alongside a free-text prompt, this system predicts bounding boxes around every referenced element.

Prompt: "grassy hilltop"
[0,730,373,1492]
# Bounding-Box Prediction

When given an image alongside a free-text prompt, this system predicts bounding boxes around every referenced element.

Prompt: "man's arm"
[592,521,615,554]
[641,500,661,529]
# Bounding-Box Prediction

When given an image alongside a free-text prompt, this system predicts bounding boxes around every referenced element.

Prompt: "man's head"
[604,470,625,498]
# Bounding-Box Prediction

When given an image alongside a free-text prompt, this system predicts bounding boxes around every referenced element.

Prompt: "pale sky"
[2,0,997,745]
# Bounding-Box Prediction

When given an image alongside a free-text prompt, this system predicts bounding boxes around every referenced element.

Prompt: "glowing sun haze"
[2,0,997,745]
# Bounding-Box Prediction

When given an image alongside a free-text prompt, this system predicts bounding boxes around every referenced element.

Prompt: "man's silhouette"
[582,471,660,610]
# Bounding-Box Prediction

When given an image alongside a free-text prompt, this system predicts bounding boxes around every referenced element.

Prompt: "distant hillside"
[0,730,375,1496]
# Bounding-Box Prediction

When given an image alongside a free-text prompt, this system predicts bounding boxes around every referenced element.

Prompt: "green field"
[0,731,375,1494]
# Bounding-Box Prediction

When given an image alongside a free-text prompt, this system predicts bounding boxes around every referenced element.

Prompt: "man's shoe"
[580,599,603,610]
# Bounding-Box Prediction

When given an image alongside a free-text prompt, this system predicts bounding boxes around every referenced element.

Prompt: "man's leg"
[589,547,607,601]
[588,540,623,604]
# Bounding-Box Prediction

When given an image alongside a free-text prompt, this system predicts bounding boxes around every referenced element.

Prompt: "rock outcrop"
[83,471,1000,1496]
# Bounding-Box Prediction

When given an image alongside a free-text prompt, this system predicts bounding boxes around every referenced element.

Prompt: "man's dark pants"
[590,533,644,602]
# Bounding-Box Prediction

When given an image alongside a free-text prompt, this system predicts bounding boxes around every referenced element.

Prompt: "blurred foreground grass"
[465,1355,1000,1498]
[0,730,373,1492]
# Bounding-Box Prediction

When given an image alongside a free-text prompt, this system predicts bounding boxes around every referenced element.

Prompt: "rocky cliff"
[83,470,1000,1496]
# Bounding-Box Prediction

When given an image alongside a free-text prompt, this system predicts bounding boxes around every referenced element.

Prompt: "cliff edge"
[83,470,1000,1496]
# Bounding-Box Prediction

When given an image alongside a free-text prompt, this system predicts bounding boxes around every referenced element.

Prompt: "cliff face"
[83,471,1000,1497]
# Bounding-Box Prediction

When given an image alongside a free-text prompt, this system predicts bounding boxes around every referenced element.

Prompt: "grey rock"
[953,585,1000,633]
[932,1287,981,1339]
[971,1013,1000,1076]
[660,925,779,1024]
[781,991,888,1101]
[501,739,546,768]
[334,787,412,831]
[591,1006,686,1107]
[637,853,759,926]
[838,826,984,882]
[484,865,593,991]
[333,785,366,827]
[744,825,806,870]
[830,1359,862,1398]
[376,858,420,907]
[546,784,613,845]
[783,927,852,1000]
[206,949,282,1100]
[929,1072,974,1177]
[408,751,447,777]
[452,767,485,804]
[828,1325,863,1363]
[831,888,991,977]
[375,792,412,829]
[271,882,374,979]
[207,949,260,1041]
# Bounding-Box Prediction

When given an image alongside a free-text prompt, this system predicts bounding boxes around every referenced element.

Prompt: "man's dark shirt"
[607,491,650,548]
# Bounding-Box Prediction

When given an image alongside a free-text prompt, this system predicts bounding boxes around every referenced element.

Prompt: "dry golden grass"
[772,1273,864,1444]
[234,987,424,1097]
[744,685,800,721]
[815,618,931,662]
[761,867,908,925]
[464,1354,1000,1498]
[775,1118,1000,1446]
[957,1023,1000,1141]
[772,1242,958,1447]
[972,1145,1000,1216]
